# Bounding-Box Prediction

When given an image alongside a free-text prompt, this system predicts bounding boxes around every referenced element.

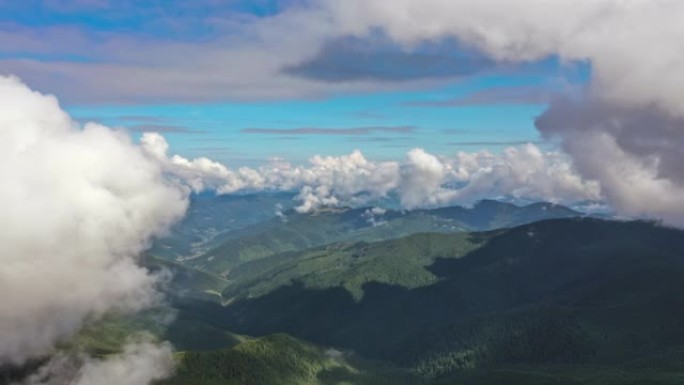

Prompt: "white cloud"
[0,75,186,385]
[145,131,600,212]
[398,148,453,208]
[72,338,174,385]
[362,207,388,227]
[143,132,288,194]
[448,143,601,205]
[22,336,174,385]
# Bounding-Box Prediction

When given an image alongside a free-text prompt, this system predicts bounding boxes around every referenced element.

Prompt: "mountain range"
[170,217,684,384]
[8,196,683,385]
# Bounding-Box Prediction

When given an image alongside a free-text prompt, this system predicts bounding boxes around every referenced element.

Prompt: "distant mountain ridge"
[149,192,296,260]
[188,200,586,275]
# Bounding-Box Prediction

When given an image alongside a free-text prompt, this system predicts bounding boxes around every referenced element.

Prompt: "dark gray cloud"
[283,35,494,82]
[536,98,684,182]
[535,96,684,225]
[406,85,553,107]
[242,125,415,135]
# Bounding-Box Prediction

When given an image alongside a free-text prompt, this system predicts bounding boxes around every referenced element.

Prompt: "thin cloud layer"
[242,125,415,135]
[406,85,555,107]
[0,76,184,383]
[127,124,205,135]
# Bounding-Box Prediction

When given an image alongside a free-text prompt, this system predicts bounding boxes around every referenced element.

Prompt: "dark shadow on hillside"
[174,218,684,371]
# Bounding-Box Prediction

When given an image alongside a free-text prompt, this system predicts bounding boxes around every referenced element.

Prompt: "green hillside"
[163,334,423,385]
[143,254,228,300]
[175,218,684,381]
[191,200,583,275]
[150,192,295,261]
[64,306,244,355]
[221,232,482,302]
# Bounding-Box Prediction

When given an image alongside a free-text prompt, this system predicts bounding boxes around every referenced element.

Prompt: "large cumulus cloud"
[536,98,684,225]
[0,76,186,382]
[313,0,684,226]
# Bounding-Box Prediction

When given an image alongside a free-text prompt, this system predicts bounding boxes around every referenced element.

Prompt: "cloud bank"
[143,133,600,213]
[242,125,415,135]
[0,76,185,383]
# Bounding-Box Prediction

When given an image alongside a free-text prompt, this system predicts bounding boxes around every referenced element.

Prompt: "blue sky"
[0,0,590,165]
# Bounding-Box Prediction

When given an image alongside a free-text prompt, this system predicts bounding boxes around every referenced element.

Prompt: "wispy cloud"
[405,85,554,107]
[352,108,388,120]
[76,115,173,126]
[378,143,414,148]
[242,125,416,135]
[187,147,245,157]
[127,124,206,134]
[448,140,543,146]
[118,115,169,123]
[188,146,234,152]
[440,128,473,135]
[187,137,231,142]
[347,136,412,142]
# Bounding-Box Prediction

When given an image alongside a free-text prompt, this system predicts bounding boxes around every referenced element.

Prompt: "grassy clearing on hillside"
[221,232,482,301]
